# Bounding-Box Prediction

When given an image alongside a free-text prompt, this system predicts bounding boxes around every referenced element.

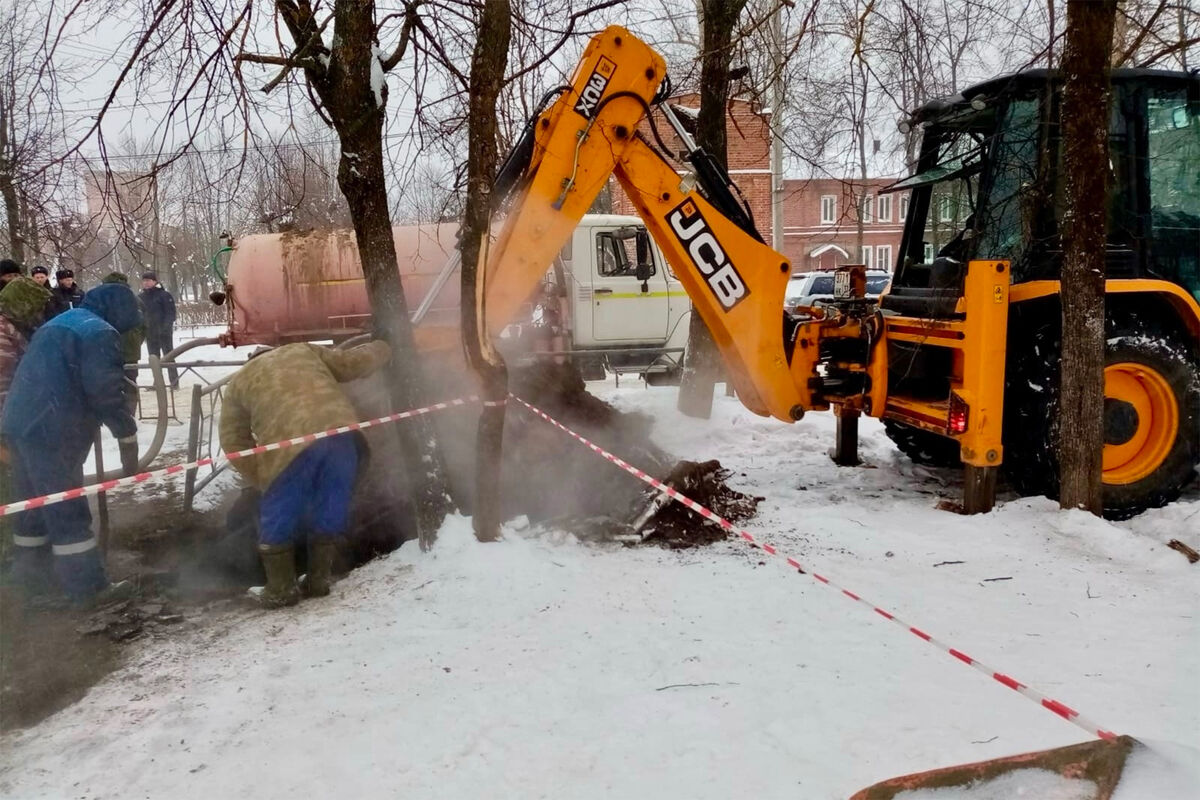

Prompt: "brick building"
[610,96,913,275]
[611,93,773,242]
[781,177,909,273]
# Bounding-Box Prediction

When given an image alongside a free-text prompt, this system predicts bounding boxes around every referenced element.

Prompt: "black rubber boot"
[301,539,338,598]
[249,544,300,608]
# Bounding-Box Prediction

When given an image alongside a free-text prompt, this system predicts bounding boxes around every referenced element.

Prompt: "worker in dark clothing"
[139,271,178,388]
[2,283,142,606]
[1,260,24,285]
[46,269,85,319]
[30,266,50,287]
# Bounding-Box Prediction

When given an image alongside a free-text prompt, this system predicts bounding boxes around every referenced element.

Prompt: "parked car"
[785,269,892,314]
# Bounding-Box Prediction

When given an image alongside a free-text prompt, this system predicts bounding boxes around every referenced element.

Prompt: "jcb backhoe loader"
[476,26,1199,520]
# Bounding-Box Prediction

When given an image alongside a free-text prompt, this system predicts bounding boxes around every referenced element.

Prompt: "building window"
[876,244,892,271]
[923,242,934,262]
[861,195,873,223]
[820,195,836,225]
[877,195,891,222]
[899,194,909,222]
[860,245,873,267]
[938,195,953,223]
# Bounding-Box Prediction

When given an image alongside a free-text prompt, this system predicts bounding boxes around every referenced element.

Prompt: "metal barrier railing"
[182,370,237,513]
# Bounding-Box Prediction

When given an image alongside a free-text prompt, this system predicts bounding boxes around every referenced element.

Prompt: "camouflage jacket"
[219,341,391,489]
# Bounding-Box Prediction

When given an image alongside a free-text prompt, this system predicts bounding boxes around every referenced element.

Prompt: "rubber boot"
[301,539,338,598]
[249,544,300,608]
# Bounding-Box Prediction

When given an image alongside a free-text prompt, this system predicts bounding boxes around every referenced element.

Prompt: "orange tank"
[220,224,461,352]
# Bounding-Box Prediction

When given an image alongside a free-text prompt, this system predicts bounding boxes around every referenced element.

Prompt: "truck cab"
[503,214,691,379]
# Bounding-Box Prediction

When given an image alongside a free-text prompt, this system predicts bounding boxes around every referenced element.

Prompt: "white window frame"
[899,194,909,222]
[861,195,873,224]
[860,245,873,267]
[938,195,953,223]
[876,244,892,271]
[923,242,934,262]
[820,195,836,225]
[877,194,892,222]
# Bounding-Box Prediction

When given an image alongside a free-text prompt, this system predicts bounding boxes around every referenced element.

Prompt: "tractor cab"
[883,68,1200,316]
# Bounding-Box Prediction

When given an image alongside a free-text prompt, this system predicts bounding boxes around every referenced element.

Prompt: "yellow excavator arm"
[480,26,819,421]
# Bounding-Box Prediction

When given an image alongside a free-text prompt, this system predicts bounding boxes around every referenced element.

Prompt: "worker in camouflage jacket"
[219,341,391,608]
[2,282,142,605]
[0,277,52,557]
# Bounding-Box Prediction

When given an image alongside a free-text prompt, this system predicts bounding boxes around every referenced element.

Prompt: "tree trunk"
[1058,0,1117,514]
[316,0,450,547]
[0,169,22,263]
[459,0,511,543]
[677,0,746,419]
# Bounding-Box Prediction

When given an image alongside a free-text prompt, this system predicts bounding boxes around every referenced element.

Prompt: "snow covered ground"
[2,379,1197,799]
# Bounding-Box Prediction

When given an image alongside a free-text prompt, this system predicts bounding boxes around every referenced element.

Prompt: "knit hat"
[0,276,52,330]
[141,271,158,281]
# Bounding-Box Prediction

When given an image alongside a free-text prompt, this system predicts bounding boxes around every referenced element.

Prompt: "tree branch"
[380,0,422,72]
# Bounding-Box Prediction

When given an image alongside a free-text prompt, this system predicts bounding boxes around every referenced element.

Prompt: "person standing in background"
[139,271,178,389]
[1,260,24,285]
[30,266,49,287]
[47,269,85,319]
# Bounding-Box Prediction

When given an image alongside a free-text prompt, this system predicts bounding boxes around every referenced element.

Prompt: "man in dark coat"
[139,271,178,388]
[1,259,24,285]
[46,269,85,319]
[2,283,142,605]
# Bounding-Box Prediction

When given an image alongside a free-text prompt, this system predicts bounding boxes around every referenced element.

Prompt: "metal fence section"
[183,369,238,513]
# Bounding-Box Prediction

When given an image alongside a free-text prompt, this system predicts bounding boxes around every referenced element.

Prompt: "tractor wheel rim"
[1102,362,1178,485]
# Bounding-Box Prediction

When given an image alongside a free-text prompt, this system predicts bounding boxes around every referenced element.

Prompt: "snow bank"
[2,381,1197,799]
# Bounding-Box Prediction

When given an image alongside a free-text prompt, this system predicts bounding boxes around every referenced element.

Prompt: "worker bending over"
[219,341,391,608]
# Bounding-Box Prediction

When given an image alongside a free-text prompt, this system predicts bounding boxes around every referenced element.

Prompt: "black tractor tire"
[882,420,962,468]
[1003,311,1198,519]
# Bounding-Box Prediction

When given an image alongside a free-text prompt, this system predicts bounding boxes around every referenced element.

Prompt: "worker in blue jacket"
[2,282,142,605]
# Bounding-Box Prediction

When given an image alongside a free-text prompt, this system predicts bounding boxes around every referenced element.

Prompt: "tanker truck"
[211,216,692,380]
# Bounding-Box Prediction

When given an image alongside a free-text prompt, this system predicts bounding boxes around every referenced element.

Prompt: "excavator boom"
[481,26,815,421]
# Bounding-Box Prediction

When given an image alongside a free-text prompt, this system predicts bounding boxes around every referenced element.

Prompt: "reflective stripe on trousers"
[52,537,98,556]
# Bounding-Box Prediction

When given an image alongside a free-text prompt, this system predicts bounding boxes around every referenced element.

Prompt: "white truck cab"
[506,214,692,380]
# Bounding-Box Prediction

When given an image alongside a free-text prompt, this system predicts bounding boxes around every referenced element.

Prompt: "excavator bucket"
[849,736,1137,799]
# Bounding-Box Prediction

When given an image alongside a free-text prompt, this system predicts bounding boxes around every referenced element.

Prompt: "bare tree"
[0,3,72,264]
[459,0,512,544]
[1058,0,1118,514]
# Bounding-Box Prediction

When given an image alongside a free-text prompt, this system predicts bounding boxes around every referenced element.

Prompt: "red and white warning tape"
[0,396,478,518]
[512,395,1119,742]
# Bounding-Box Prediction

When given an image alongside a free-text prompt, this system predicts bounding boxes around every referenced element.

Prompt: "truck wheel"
[882,420,961,468]
[1100,329,1198,519]
[1004,314,1198,518]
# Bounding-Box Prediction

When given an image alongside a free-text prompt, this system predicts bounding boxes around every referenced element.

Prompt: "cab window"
[596,229,658,279]
[1146,88,1200,300]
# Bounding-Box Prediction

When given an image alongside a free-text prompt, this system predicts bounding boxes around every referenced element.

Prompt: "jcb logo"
[573,57,616,119]
[667,200,749,311]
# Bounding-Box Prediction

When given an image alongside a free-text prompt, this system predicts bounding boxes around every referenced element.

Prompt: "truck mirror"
[635,231,653,284]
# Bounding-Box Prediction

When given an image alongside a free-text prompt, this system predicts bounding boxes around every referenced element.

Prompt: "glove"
[118,436,139,477]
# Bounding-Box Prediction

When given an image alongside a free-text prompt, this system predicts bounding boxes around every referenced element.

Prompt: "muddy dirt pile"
[635,460,763,548]
[501,364,761,547]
